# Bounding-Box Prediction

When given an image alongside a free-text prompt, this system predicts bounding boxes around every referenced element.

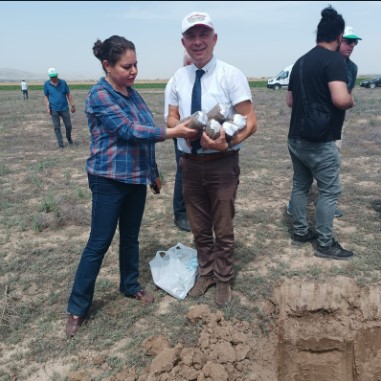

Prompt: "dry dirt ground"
[0,87,380,381]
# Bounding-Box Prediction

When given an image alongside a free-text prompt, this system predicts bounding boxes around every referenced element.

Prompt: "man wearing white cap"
[331,26,362,219]
[44,68,76,148]
[166,11,257,306]
[340,26,361,93]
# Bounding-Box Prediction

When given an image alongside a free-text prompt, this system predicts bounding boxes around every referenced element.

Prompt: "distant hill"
[0,68,47,82]
[0,68,98,82]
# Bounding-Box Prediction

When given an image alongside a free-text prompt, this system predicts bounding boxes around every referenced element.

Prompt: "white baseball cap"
[48,68,58,77]
[343,26,362,40]
[182,11,214,34]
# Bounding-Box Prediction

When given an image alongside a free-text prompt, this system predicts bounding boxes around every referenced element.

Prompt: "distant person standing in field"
[43,68,76,148]
[20,79,28,100]
[164,51,193,232]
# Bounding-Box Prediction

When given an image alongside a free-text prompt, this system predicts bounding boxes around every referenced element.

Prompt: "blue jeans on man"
[67,174,147,317]
[173,138,187,221]
[51,109,73,147]
[288,139,341,247]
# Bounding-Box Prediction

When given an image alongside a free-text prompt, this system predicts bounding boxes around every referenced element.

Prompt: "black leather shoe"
[174,217,191,232]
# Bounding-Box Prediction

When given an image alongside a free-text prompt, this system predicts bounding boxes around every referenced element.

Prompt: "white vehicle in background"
[267,64,294,90]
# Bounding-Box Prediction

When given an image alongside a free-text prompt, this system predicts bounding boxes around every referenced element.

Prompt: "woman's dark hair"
[93,35,136,74]
[316,6,345,43]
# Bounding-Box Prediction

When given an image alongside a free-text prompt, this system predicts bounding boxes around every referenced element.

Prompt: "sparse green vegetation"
[0,86,380,380]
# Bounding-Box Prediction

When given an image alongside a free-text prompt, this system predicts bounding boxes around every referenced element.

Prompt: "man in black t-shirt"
[287,6,354,260]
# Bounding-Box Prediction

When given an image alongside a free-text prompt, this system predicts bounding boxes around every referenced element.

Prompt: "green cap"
[48,68,58,77]
[343,26,362,40]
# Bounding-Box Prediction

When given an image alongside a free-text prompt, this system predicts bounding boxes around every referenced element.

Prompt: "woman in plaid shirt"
[66,35,197,338]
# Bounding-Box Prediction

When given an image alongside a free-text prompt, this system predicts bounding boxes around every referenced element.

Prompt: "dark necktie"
[190,69,205,154]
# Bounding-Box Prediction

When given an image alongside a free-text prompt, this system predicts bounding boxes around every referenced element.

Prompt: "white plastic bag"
[149,243,198,299]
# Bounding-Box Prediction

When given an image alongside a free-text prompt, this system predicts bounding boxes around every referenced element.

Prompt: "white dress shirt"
[165,56,252,154]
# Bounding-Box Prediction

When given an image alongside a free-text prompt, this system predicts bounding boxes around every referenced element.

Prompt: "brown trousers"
[180,153,240,282]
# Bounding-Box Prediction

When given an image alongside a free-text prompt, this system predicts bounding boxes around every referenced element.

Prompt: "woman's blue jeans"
[67,173,147,317]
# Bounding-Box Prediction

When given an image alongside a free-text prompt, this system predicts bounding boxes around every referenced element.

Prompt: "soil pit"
[276,278,381,381]
[66,277,381,381]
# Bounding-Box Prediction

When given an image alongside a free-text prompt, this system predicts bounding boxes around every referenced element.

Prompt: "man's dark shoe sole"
[314,250,353,260]
[314,251,353,260]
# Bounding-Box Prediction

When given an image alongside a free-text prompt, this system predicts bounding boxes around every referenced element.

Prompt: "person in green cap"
[43,68,76,148]
[336,26,362,150]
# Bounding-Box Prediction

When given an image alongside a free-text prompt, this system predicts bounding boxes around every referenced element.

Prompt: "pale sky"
[1,1,379,80]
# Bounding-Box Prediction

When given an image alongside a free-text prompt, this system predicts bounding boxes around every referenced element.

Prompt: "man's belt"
[183,150,238,162]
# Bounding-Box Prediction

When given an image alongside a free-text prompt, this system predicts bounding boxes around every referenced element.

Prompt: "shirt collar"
[100,77,134,97]
[191,55,216,75]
